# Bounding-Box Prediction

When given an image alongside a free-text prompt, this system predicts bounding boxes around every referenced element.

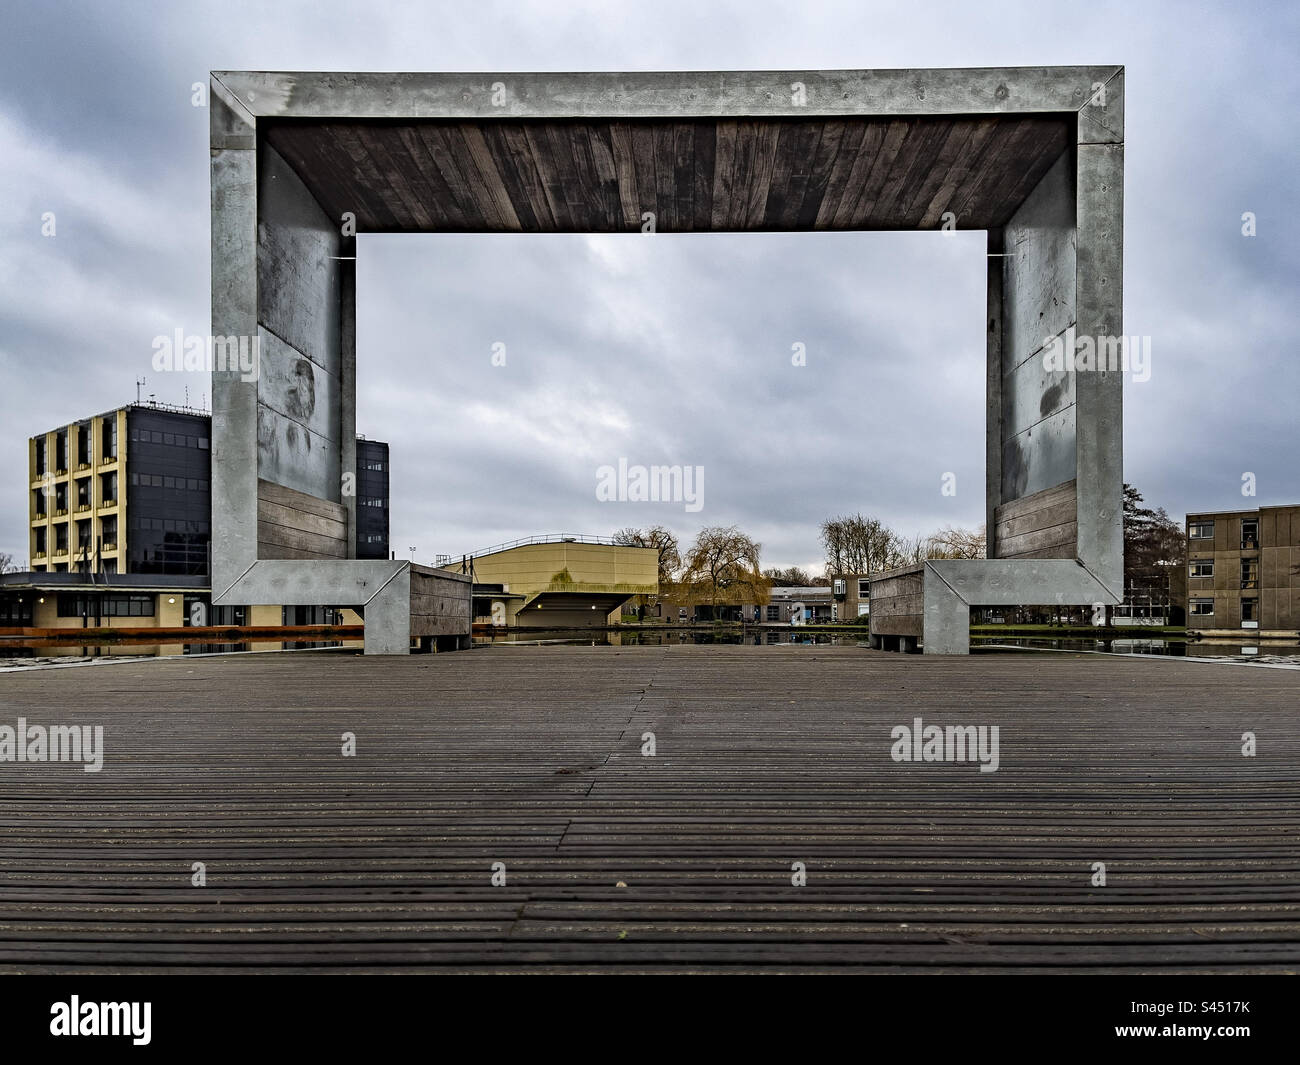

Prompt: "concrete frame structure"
[209,66,1124,654]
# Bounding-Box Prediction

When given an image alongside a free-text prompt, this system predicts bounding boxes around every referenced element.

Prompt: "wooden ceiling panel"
[263,115,1071,234]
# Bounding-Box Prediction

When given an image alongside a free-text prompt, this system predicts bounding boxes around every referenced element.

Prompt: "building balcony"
[100,498,118,509]
[99,455,118,467]
[55,468,68,477]
[52,548,68,558]
[54,508,68,518]
[76,503,92,513]
[101,542,118,553]
[33,551,46,561]
[77,462,92,472]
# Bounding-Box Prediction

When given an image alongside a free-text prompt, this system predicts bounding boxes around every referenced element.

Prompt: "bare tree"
[763,565,813,586]
[820,514,903,576]
[0,552,18,574]
[612,525,681,586]
[682,526,769,613]
[923,524,987,560]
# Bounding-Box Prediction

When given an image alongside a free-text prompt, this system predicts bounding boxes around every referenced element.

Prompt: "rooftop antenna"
[136,377,146,404]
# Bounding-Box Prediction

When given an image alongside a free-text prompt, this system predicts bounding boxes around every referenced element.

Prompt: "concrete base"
[870,559,1121,655]
[214,559,471,656]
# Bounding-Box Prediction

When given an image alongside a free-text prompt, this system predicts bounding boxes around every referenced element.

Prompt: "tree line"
[613,482,1183,616]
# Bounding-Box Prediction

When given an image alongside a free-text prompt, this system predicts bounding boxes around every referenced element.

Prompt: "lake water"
[3,632,1296,668]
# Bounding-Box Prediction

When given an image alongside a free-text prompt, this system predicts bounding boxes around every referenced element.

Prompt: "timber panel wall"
[257,478,348,561]
[410,565,472,639]
[869,564,925,637]
[993,478,1078,560]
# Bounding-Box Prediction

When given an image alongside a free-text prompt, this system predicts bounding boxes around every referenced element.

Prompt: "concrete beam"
[211,67,1123,121]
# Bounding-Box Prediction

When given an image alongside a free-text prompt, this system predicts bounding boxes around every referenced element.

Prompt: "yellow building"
[29,409,129,575]
[446,536,659,628]
[9,401,370,636]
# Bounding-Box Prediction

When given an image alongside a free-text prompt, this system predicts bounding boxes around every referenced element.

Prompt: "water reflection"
[475,629,870,647]
[974,636,1300,663]
[0,639,362,668]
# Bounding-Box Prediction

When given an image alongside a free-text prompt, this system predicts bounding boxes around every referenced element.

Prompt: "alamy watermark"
[596,459,704,513]
[151,329,259,382]
[50,996,150,1045]
[890,716,1000,773]
[0,718,104,772]
[1042,328,1151,383]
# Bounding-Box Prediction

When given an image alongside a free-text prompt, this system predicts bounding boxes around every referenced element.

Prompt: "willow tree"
[681,526,769,615]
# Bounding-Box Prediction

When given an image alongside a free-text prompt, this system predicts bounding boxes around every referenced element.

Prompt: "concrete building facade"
[1185,505,1300,635]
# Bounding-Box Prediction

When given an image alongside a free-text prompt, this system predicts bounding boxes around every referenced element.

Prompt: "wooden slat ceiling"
[263,115,1072,234]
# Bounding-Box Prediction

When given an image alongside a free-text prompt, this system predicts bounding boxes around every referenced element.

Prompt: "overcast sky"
[1,0,1296,573]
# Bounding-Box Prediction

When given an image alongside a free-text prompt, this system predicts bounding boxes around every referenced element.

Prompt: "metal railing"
[434,533,622,566]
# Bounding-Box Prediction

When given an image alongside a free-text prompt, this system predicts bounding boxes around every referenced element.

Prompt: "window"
[101,515,117,547]
[1190,598,1214,616]
[857,603,870,617]
[55,524,68,552]
[1188,521,1214,540]
[832,578,846,596]
[55,483,68,510]
[102,595,155,617]
[1241,559,1259,590]
[55,430,67,471]
[34,437,46,475]
[1241,519,1259,549]
[33,489,46,517]
[101,417,117,459]
[1241,598,1258,623]
[57,593,86,618]
[76,478,91,506]
[100,471,116,502]
[1189,559,1213,578]
[766,605,780,621]
[35,527,46,554]
[858,579,870,598]
[76,425,90,466]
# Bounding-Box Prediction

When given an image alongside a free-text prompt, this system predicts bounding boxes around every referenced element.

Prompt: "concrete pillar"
[922,570,970,655]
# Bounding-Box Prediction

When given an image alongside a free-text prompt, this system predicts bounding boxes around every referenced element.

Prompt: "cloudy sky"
[1,0,1296,573]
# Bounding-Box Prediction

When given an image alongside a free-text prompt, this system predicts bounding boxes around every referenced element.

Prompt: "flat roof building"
[27,402,389,577]
[1185,504,1300,635]
[9,402,390,633]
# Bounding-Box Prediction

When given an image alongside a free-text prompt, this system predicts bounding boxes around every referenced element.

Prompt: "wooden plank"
[609,122,642,229]
[3,647,1296,972]
[257,479,347,523]
[257,499,347,541]
[257,519,347,559]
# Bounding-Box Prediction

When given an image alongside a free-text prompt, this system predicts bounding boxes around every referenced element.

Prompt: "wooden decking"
[1,644,1297,973]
